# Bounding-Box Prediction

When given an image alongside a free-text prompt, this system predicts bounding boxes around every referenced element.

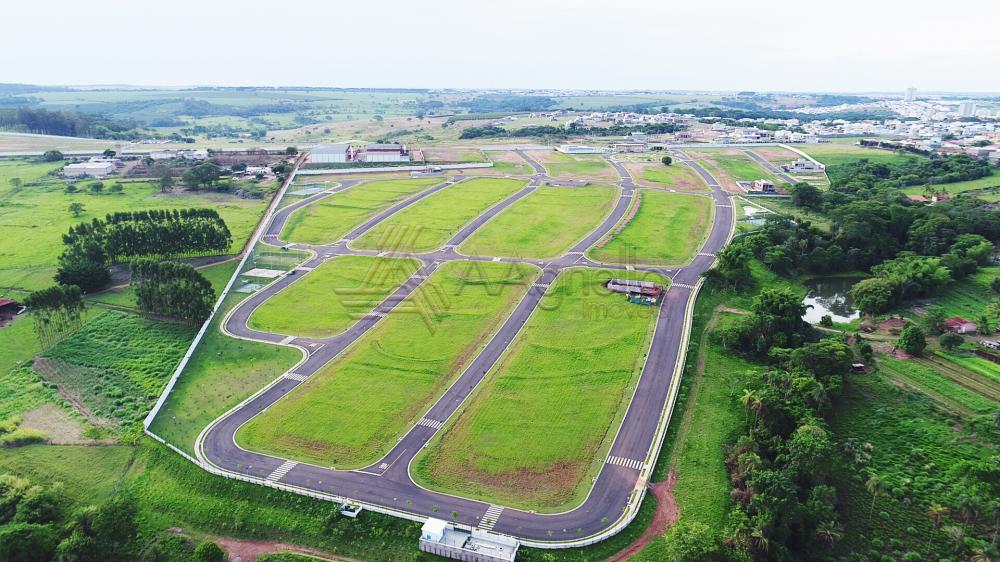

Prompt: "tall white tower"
[904,87,916,102]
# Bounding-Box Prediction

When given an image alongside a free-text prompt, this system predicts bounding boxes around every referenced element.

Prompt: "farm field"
[352,177,526,253]
[934,351,1000,385]
[590,190,712,266]
[525,150,617,180]
[459,186,616,259]
[248,256,420,338]
[879,356,998,416]
[412,267,668,512]
[235,260,539,469]
[0,165,267,291]
[280,177,441,245]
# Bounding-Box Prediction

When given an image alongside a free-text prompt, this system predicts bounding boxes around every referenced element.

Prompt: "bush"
[938,332,963,351]
[820,314,833,327]
[193,540,227,562]
[897,324,927,355]
[0,428,48,447]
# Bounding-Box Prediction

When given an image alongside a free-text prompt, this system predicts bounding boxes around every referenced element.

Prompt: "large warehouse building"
[364,143,409,163]
[310,143,354,164]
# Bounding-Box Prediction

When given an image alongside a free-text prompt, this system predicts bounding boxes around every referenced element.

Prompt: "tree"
[939,332,964,351]
[285,146,298,155]
[68,202,85,217]
[819,314,833,327]
[181,163,221,190]
[992,277,1000,294]
[8,177,22,189]
[789,182,823,209]
[65,184,78,193]
[193,541,227,562]
[850,277,895,316]
[23,284,86,348]
[661,155,673,166]
[923,305,948,335]
[865,473,887,520]
[151,165,174,193]
[41,150,63,162]
[976,314,991,336]
[55,239,110,293]
[0,523,57,562]
[109,182,124,194]
[703,243,752,290]
[815,520,843,548]
[56,494,139,561]
[131,259,216,322]
[101,149,116,157]
[88,181,104,194]
[898,324,927,355]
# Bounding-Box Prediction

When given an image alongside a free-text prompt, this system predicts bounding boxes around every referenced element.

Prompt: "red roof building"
[945,317,977,334]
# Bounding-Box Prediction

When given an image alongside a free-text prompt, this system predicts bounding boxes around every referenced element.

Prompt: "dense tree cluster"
[56,209,231,292]
[828,154,991,189]
[131,259,215,322]
[23,285,85,348]
[0,107,137,139]
[714,288,815,358]
[458,122,684,140]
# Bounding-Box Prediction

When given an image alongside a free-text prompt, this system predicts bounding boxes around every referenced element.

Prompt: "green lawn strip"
[459,186,617,259]
[41,310,198,431]
[413,267,668,513]
[911,354,1000,401]
[248,256,420,338]
[236,260,539,469]
[589,190,712,266]
[352,178,526,253]
[0,444,134,506]
[147,289,303,455]
[0,158,62,192]
[544,152,617,179]
[126,439,426,561]
[280,178,441,245]
[0,176,267,291]
[89,259,240,310]
[901,169,1000,196]
[490,160,533,175]
[750,197,833,232]
[829,374,997,559]
[878,357,997,416]
[934,352,1000,385]
[690,151,778,183]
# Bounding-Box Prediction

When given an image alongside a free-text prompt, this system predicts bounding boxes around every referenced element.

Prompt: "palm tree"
[926,502,950,529]
[749,526,770,555]
[866,474,887,520]
[815,520,843,548]
[941,525,965,555]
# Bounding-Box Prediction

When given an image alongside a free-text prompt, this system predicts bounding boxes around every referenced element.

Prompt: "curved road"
[194,150,734,546]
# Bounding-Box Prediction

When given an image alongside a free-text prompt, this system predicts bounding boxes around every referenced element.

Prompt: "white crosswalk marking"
[295,266,314,272]
[284,373,308,382]
[266,460,298,481]
[671,283,696,290]
[698,252,715,258]
[279,335,295,345]
[417,418,443,430]
[480,505,504,530]
[369,311,387,318]
[606,455,644,471]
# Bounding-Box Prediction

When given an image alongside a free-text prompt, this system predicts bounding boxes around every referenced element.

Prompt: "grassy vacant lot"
[149,290,302,454]
[353,178,526,253]
[413,268,667,512]
[280,177,440,244]
[638,163,707,191]
[689,150,778,187]
[248,256,420,338]
[901,168,1000,196]
[590,190,712,266]
[527,150,617,180]
[237,260,539,468]
[459,186,616,259]
[751,196,833,231]
[0,162,266,291]
[792,143,921,167]
[39,311,197,431]
[920,265,998,323]
[485,150,535,175]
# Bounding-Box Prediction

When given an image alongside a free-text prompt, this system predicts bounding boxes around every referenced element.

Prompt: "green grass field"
[702,153,777,183]
[641,164,702,187]
[412,268,667,512]
[935,351,1000,385]
[751,197,833,231]
[458,186,616,259]
[236,260,539,468]
[148,291,302,454]
[792,143,921,167]
[879,357,998,417]
[352,178,525,253]
[921,265,998,323]
[541,152,616,180]
[88,259,239,309]
[280,178,441,245]
[0,444,133,506]
[589,190,712,266]
[248,256,420,338]
[901,169,1000,196]
[40,310,197,430]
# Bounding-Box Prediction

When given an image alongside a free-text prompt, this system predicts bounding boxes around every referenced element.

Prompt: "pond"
[802,276,864,324]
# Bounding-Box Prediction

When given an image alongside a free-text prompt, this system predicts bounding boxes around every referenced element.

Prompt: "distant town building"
[556,145,608,154]
[364,143,409,163]
[310,143,353,164]
[610,142,647,153]
[418,518,518,562]
[783,158,825,173]
[959,101,977,117]
[63,161,116,178]
[905,87,917,103]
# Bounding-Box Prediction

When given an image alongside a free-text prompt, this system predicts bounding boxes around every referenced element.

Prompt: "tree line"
[0,107,137,139]
[459,122,685,140]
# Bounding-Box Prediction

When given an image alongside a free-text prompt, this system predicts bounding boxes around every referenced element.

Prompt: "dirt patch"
[606,470,679,562]
[214,535,353,562]
[31,356,113,429]
[18,404,102,445]
[752,147,799,164]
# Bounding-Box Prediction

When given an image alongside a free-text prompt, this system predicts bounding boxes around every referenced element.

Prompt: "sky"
[3,0,998,93]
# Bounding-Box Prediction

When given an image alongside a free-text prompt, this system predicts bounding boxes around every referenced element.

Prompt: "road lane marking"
[284,373,308,382]
[606,455,644,471]
[480,505,504,531]
[417,418,443,429]
[266,460,298,481]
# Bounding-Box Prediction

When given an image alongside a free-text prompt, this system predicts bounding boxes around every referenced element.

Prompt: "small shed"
[945,317,977,334]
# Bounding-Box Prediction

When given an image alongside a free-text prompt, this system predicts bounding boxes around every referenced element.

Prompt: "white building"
[310,143,353,164]
[63,162,116,178]
[418,518,518,562]
[905,87,916,103]
[784,158,825,174]
[364,143,409,163]
[959,101,977,118]
[556,145,608,154]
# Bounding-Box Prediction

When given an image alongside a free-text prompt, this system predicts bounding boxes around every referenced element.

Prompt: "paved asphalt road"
[198,150,734,544]
[741,148,799,185]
